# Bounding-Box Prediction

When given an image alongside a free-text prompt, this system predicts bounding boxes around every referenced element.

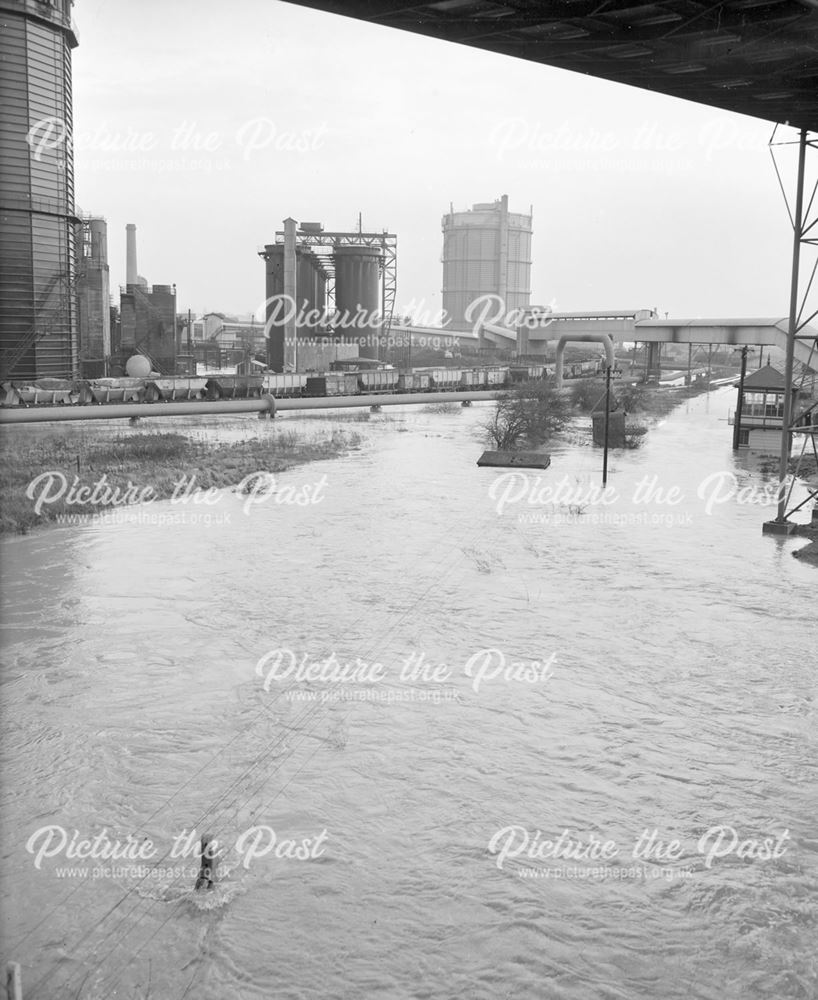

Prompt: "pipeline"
[0,390,506,424]
[554,334,615,386]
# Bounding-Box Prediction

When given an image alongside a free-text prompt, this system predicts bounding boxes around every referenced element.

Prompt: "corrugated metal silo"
[263,244,286,370]
[334,245,382,359]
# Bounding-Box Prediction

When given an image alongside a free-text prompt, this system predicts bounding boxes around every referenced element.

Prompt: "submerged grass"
[422,402,463,414]
[0,425,362,535]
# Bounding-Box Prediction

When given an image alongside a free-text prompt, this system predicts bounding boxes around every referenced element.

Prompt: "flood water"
[1,387,816,1000]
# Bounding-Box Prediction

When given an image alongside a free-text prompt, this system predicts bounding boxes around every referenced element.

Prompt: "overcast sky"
[71,0,805,323]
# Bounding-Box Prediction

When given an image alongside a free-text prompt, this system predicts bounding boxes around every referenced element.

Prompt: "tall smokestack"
[126,223,138,286]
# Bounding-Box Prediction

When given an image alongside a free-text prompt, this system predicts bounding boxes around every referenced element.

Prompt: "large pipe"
[0,391,506,424]
[554,334,615,386]
[0,397,277,424]
[125,223,138,286]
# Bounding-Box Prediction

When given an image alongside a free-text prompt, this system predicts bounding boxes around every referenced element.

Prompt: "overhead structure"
[278,1,818,132]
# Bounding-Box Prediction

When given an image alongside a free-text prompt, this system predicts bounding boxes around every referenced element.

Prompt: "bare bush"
[624,424,648,449]
[569,379,607,412]
[485,383,572,450]
[617,383,648,413]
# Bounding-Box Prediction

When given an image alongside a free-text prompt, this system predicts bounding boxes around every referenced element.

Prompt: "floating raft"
[477,450,551,470]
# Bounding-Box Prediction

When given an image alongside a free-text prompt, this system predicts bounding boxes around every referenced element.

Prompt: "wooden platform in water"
[477,451,551,470]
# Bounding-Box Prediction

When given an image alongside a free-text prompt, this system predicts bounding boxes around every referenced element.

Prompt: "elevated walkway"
[477,314,817,372]
[632,318,817,371]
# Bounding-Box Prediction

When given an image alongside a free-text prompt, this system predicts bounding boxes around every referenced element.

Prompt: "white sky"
[71,0,805,322]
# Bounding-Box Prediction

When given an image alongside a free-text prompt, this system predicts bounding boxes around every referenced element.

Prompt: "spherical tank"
[125,353,152,378]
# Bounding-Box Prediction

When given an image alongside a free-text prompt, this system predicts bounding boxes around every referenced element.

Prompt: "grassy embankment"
[0,424,361,535]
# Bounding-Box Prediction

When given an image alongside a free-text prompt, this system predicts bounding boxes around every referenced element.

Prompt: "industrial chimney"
[126,223,138,287]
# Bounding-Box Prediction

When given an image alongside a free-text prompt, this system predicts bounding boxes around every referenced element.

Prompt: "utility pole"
[732,345,748,451]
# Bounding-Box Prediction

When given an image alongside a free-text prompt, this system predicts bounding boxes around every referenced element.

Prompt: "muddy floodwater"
[1,388,815,1000]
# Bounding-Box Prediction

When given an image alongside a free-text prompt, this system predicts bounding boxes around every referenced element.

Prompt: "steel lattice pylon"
[765,127,818,533]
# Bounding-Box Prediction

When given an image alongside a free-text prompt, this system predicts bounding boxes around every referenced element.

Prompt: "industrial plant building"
[0,3,180,381]
[0,0,79,380]
[441,195,532,332]
[111,223,177,374]
[260,220,396,371]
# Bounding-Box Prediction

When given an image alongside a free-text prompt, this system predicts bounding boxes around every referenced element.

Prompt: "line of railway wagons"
[1,364,551,407]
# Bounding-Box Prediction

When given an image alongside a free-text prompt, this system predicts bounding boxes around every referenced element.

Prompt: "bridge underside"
[279,2,818,134]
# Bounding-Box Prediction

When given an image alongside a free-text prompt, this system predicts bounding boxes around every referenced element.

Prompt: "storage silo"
[333,245,382,359]
[263,242,330,370]
[441,194,532,333]
[262,244,287,370]
[297,248,328,334]
[0,0,79,379]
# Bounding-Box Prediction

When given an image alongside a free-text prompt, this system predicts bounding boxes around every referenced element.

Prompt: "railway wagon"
[397,372,431,392]
[144,377,208,402]
[305,372,359,397]
[358,369,399,394]
[80,378,146,404]
[261,373,308,398]
[485,366,510,387]
[460,369,482,388]
[1,378,76,405]
[510,364,547,383]
[206,375,264,399]
[426,368,464,390]
[565,359,601,379]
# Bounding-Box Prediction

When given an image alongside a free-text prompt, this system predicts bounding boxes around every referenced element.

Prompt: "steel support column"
[765,127,818,531]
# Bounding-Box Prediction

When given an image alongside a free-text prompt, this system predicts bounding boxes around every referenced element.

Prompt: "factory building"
[117,223,177,373]
[441,195,532,333]
[0,0,79,379]
[119,284,177,373]
[262,233,330,371]
[75,216,111,376]
[260,220,394,371]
